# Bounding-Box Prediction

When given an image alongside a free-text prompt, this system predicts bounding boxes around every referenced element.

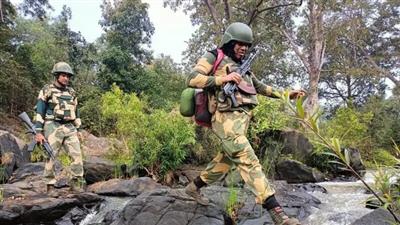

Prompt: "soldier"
[184,22,304,225]
[34,62,85,193]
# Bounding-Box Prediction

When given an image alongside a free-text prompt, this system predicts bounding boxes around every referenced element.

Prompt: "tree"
[0,0,52,113]
[97,0,155,92]
[142,54,186,110]
[100,0,154,64]
[163,0,328,115]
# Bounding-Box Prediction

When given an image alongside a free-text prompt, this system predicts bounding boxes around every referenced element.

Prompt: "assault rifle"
[222,48,259,107]
[19,112,62,174]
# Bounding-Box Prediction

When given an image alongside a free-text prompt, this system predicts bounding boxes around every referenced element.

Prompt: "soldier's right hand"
[35,133,45,144]
[222,72,242,84]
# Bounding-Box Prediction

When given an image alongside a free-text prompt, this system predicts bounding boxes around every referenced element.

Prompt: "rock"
[103,181,320,225]
[87,177,167,196]
[81,131,111,157]
[275,159,326,183]
[351,208,398,225]
[9,162,44,183]
[54,206,91,225]
[332,148,366,177]
[84,156,116,184]
[110,189,228,225]
[0,193,102,224]
[280,129,313,162]
[0,130,26,182]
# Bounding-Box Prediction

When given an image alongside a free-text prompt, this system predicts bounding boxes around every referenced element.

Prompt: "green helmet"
[220,22,253,47]
[52,62,74,76]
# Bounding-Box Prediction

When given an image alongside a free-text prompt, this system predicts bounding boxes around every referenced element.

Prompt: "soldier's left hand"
[289,90,307,99]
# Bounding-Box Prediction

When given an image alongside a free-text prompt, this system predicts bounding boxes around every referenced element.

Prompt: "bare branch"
[344,38,400,86]
[222,0,231,22]
[258,0,303,14]
[245,0,303,25]
[247,0,264,25]
[203,0,222,30]
[279,27,311,73]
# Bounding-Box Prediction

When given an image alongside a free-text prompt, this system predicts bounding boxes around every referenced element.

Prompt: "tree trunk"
[304,0,325,116]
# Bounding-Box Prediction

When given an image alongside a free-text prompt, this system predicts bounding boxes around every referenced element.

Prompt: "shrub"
[371,149,398,167]
[101,85,195,180]
[322,106,373,155]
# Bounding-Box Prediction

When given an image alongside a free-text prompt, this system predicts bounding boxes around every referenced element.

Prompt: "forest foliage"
[0,0,399,177]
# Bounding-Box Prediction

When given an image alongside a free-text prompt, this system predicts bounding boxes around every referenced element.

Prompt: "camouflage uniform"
[35,69,83,185]
[187,50,278,204]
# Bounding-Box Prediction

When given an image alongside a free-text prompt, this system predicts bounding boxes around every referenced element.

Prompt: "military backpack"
[179,49,224,127]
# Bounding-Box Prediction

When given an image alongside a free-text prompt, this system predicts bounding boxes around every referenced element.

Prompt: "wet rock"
[110,189,228,225]
[331,148,366,177]
[275,159,326,183]
[87,177,167,196]
[0,193,102,224]
[98,181,319,225]
[351,208,398,225]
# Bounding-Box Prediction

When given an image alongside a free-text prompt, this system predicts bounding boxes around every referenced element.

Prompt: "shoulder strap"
[211,48,224,75]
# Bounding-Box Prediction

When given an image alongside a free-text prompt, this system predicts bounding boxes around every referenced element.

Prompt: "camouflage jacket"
[34,83,81,132]
[186,50,278,112]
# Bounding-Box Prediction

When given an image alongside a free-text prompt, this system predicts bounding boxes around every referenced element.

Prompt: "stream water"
[303,180,373,224]
[79,197,131,225]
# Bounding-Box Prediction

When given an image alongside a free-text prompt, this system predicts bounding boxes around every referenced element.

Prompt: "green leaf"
[321,152,341,159]
[296,97,305,119]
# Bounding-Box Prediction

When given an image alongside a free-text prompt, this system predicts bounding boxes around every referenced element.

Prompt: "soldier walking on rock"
[34,62,85,193]
[184,22,304,225]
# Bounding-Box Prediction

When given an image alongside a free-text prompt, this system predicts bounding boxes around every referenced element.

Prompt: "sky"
[13,0,196,63]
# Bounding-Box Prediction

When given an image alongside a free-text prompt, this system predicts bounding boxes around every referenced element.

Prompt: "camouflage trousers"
[43,121,84,184]
[200,110,275,204]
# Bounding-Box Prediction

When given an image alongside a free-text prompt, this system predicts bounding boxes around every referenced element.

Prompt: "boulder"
[0,192,102,224]
[0,130,27,182]
[280,129,313,161]
[87,177,167,196]
[104,181,320,225]
[351,208,398,225]
[110,189,228,225]
[81,130,111,157]
[84,156,116,184]
[275,159,326,183]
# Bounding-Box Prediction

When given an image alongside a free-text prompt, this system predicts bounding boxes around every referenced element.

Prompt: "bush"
[322,106,373,155]
[371,149,398,167]
[101,85,195,180]
[249,97,292,136]
[247,98,292,176]
[78,85,116,136]
[188,126,219,165]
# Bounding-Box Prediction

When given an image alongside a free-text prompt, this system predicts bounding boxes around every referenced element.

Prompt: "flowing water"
[303,172,376,225]
[79,197,131,225]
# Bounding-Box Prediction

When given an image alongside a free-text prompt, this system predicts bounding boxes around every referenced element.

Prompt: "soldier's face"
[56,73,71,86]
[233,42,250,60]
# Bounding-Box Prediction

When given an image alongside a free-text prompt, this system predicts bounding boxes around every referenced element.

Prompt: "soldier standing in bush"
[184,22,304,225]
[34,62,85,193]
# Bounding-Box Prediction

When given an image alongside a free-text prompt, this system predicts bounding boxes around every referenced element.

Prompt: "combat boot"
[184,181,209,205]
[268,206,301,225]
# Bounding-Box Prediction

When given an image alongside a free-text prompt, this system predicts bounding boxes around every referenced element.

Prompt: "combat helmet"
[220,22,253,47]
[52,62,74,76]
